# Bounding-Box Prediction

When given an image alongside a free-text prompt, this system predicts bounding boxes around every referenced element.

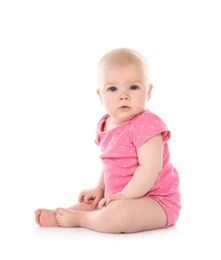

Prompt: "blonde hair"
[98,48,149,84]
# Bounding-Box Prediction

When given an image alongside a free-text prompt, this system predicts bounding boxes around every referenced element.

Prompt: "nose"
[119,92,129,100]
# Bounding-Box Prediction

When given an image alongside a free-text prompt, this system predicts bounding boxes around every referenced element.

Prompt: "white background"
[0,0,220,259]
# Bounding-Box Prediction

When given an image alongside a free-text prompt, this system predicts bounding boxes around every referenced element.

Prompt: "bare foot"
[56,208,79,227]
[35,209,59,227]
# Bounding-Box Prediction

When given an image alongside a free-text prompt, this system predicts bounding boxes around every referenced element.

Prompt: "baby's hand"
[98,193,126,209]
[98,197,107,209]
[78,187,104,209]
[78,189,93,204]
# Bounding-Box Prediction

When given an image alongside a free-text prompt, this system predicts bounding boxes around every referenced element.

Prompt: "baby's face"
[97,63,152,124]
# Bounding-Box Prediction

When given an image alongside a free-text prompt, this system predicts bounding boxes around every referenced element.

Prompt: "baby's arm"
[121,133,163,199]
[96,169,105,191]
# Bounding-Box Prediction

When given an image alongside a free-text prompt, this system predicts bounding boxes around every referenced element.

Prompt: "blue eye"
[130,85,138,90]
[108,86,117,92]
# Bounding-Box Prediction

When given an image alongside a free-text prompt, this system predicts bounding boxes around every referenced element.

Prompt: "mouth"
[119,106,130,109]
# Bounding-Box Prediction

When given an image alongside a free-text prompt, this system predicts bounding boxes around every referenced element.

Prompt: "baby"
[35,47,181,233]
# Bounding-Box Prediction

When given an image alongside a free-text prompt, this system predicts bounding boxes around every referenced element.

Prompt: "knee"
[100,200,130,233]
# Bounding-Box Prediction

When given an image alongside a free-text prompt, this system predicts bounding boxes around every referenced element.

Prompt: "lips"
[119,106,130,109]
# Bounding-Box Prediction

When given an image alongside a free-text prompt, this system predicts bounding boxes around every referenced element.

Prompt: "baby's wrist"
[97,186,104,191]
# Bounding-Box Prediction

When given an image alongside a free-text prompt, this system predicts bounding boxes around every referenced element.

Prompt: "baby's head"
[98,48,149,87]
[97,48,153,123]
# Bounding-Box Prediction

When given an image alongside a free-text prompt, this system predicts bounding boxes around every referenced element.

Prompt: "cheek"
[136,94,147,102]
[135,95,148,107]
[103,99,113,109]
[101,95,113,107]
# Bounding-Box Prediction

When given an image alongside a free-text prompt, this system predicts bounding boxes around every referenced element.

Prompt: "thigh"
[99,196,167,233]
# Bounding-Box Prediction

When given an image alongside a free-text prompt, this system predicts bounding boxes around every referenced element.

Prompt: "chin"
[119,113,137,122]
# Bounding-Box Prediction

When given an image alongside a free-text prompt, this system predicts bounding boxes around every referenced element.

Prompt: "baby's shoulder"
[132,109,163,125]
[130,109,169,135]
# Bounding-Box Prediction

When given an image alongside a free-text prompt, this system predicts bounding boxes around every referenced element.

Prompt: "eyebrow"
[104,81,143,87]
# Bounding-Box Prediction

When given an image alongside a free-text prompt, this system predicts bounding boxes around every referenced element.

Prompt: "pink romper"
[95,109,181,227]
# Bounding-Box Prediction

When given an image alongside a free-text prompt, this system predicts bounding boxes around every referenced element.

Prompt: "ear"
[96,88,103,104]
[147,84,153,101]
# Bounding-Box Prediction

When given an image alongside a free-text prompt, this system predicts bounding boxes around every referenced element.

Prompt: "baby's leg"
[56,197,167,233]
[35,203,96,227]
[35,209,59,227]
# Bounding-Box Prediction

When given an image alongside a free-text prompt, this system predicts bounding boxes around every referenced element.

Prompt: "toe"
[56,207,65,215]
[35,209,41,215]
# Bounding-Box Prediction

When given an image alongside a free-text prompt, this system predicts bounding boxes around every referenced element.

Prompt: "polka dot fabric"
[95,109,181,227]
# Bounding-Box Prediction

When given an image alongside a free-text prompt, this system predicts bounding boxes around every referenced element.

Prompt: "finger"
[92,197,100,208]
[105,196,113,206]
[83,194,94,204]
[78,190,87,202]
[98,198,106,209]
[78,195,84,203]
